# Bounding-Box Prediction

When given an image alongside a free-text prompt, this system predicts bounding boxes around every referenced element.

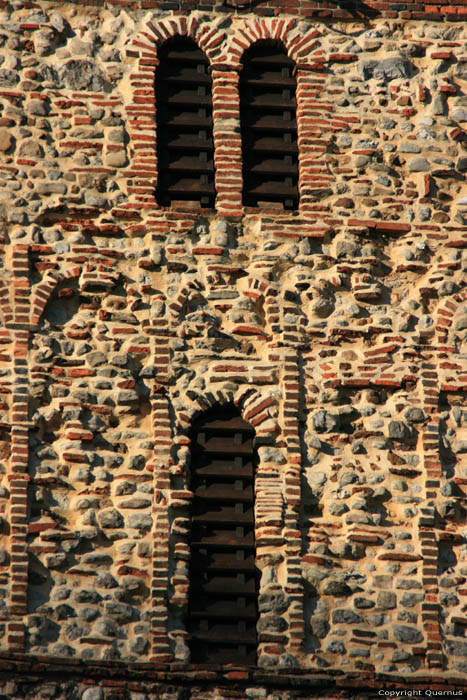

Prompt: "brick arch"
[30,266,81,327]
[178,385,279,435]
[222,17,323,69]
[241,276,280,336]
[129,15,227,63]
[167,279,205,329]
[435,288,467,343]
[126,16,227,205]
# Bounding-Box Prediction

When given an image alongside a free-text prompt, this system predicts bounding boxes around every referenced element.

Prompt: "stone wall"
[0,0,466,694]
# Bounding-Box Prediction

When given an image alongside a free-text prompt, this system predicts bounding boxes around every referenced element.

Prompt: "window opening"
[155,37,216,207]
[240,40,299,210]
[188,405,258,665]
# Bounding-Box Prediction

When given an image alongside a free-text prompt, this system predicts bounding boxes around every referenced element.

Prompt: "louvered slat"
[155,37,215,207]
[188,406,258,665]
[240,40,299,210]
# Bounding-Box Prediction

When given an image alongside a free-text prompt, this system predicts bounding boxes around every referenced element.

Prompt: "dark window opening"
[155,37,216,208]
[240,40,299,210]
[188,405,258,665]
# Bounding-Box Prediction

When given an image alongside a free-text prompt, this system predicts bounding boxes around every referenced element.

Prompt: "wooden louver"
[188,406,258,665]
[240,41,299,210]
[155,37,216,207]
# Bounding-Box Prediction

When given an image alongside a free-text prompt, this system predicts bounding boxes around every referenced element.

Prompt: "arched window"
[188,405,258,665]
[240,40,298,210]
[155,37,215,208]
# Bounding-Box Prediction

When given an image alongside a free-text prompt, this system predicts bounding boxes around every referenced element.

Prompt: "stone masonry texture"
[0,0,465,697]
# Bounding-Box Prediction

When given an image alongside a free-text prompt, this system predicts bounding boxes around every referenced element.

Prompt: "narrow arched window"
[240,40,298,210]
[155,37,215,208]
[188,405,258,665]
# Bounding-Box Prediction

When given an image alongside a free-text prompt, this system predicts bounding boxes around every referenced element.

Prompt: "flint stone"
[308,471,326,486]
[401,592,424,608]
[452,108,467,122]
[105,602,135,623]
[440,592,458,607]
[87,351,106,367]
[96,619,116,636]
[118,390,139,403]
[328,502,348,516]
[359,57,413,81]
[396,579,422,590]
[258,615,288,632]
[446,640,467,656]
[258,592,289,613]
[85,193,107,208]
[373,575,392,588]
[258,447,286,464]
[313,410,337,432]
[96,573,117,589]
[128,513,152,530]
[0,69,18,86]
[75,590,101,604]
[404,408,425,423]
[321,580,352,596]
[36,183,67,195]
[400,143,421,153]
[130,636,149,654]
[98,508,123,529]
[377,591,396,609]
[46,553,67,568]
[408,158,430,172]
[115,481,136,496]
[367,614,386,627]
[120,497,151,509]
[82,689,104,700]
[326,640,346,654]
[19,141,44,158]
[310,615,329,638]
[345,511,372,525]
[53,643,74,657]
[80,607,99,622]
[0,129,12,151]
[65,622,86,641]
[27,100,48,116]
[106,150,127,167]
[388,420,409,440]
[354,597,375,609]
[60,60,105,91]
[108,128,125,143]
[332,609,363,624]
[55,604,76,620]
[440,576,457,588]
[394,625,423,643]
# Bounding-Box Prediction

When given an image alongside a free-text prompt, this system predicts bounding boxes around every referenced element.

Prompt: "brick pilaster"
[212,69,243,217]
[420,360,443,669]
[6,244,31,651]
[281,350,305,654]
[149,321,173,662]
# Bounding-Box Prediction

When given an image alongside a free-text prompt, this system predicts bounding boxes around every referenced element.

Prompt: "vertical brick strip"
[212,69,243,217]
[420,361,443,669]
[150,321,173,662]
[295,70,330,214]
[7,244,31,650]
[282,350,305,654]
